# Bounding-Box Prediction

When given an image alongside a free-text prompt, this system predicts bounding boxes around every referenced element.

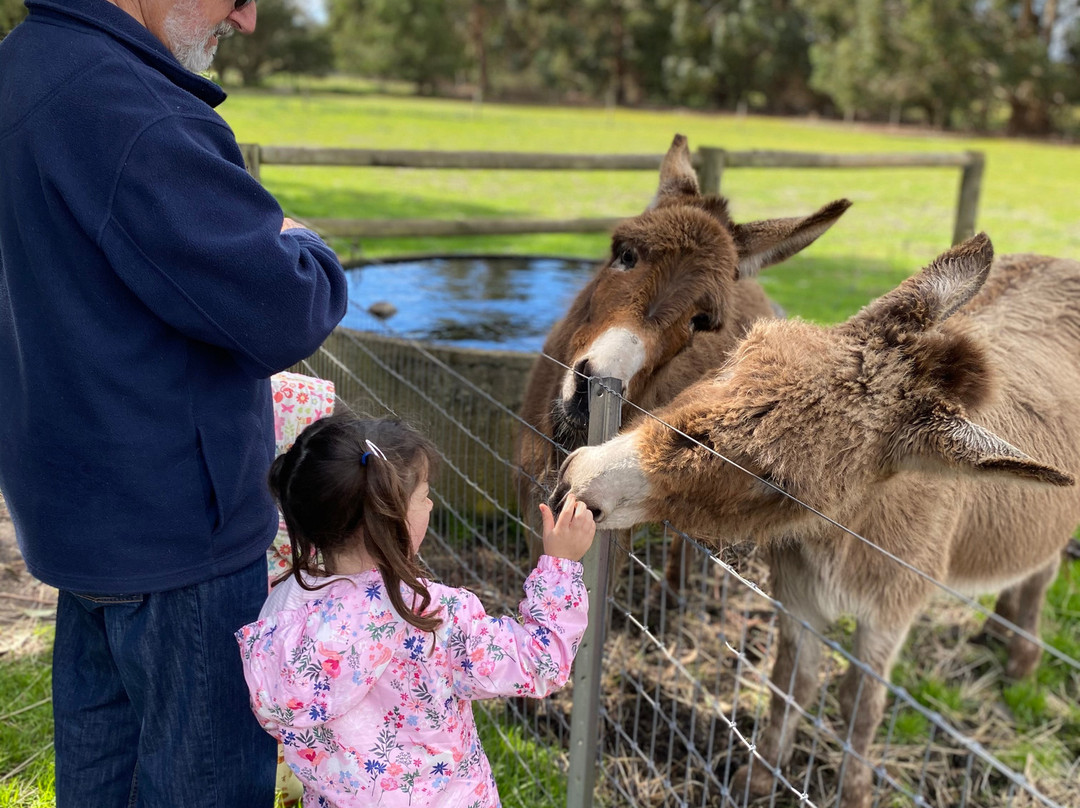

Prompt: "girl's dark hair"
[268,412,441,634]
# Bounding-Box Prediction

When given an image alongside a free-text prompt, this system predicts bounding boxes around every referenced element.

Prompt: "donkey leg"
[995,556,1060,680]
[971,571,1025,648]
[730,610,826,800]
[834,621,911,808]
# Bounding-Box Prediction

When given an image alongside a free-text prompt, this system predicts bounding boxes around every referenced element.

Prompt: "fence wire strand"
[293,297,1079,808]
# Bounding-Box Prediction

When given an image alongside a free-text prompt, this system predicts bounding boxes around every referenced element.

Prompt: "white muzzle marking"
[563,433,651,529]
[560,327,647,403]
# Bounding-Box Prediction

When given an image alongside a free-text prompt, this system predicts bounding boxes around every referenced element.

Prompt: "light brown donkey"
[553,234,1080,807]
[516,133,850,589]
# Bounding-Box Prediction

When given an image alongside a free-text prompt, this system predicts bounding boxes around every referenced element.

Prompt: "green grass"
[887,706,931,746]
[3,89,1079,805]
[1040,557,1080,689]
[0,630,54,808]
[884,556,1080,800]
[218,86,1080,324]
[475,707,566,808]
[991,556,1080,734]
[0,627,561,808]
[1002,679,1049,728]
[886,664,972,745]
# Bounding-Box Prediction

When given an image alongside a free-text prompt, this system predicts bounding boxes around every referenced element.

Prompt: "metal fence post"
[952,150,985,245]
[697,147,727,195]
[565,376,622,808]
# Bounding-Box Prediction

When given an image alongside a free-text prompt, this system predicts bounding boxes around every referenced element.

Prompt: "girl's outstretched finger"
[539,502,555,535]
[556,494,579,528]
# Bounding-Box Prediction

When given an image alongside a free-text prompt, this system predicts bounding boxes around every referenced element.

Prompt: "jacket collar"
[25,0,228,107]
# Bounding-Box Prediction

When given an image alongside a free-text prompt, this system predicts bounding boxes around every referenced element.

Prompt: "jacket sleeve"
[444,555,589,700]
[97,113,348,377]
[235,595,405,733]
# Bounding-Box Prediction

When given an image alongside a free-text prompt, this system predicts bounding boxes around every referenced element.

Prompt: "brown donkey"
[553,234,1080,807]
[516,133,850,587]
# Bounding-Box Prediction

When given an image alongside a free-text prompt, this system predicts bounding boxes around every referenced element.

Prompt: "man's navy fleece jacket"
[0,0,348,593]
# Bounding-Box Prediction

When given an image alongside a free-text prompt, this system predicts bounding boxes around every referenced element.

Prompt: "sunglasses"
[233,0,253,9]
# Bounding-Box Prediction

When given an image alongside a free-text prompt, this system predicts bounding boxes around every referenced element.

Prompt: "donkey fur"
[553,234,1080,808]
[515,134,849,583]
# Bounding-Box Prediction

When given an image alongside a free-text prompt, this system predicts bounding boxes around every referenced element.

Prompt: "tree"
[328,0,471,95]
[803,0,913,122]
[888,1,997,129]
[475,0,615,102]
[981,0,1075,136]
[662,0,816,113]
[1,0,27,40]
[214,0,333,86]
[805,0,1007,130]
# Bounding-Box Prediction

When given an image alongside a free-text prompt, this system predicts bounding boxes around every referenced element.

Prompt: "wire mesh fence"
[298,303,1080,808]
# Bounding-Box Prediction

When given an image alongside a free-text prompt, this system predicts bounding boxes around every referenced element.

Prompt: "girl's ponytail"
[270,412,441,634]
[352,432,440,633]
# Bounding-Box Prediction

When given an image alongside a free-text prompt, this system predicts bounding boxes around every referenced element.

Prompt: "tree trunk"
[1042,0,1058,43]
[1007,96,1052,136]
[470,1,489,99]
[611,0,627,106]
[1018,0,1035,35]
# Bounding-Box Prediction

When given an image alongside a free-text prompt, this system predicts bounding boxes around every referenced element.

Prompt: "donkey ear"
[730,199,852,278]
[894,412,1075,486]
[650,133,699,207]
[850,233,994,332]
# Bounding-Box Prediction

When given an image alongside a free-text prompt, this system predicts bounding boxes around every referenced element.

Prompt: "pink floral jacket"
[235,556,588,808]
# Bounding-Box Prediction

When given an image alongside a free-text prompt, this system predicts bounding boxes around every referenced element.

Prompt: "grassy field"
[219,86,1080,323]
[2,89,1079,806]
[0,628,53,808]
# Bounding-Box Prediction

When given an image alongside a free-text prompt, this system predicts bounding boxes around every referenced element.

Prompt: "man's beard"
[163,0,234,74]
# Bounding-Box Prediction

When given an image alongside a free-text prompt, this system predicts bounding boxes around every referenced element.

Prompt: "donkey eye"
[690,313,718,332]
[612,246,637,271]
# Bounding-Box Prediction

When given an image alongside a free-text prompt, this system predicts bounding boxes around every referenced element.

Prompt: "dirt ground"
[0,491,56,657]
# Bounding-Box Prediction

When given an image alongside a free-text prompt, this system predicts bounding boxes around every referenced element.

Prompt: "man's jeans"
[52,555,276,808]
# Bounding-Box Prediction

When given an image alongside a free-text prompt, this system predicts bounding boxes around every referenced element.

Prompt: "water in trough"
[342,254,599,353]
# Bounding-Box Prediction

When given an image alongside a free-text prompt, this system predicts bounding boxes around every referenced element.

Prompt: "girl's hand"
[539,494,596,562]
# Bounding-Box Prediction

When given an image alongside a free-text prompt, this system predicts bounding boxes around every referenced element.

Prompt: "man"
[0,0,348,803]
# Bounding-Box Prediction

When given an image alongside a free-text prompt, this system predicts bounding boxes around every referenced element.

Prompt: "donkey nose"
[549,481,569,518]
[550,450,579,517]
[561,359,592,427]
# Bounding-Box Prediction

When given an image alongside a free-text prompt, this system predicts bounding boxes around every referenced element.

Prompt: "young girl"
[235,412,595,807]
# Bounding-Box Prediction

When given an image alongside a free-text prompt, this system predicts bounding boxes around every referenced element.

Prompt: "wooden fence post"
[697,147,727,195]
[566,376,622,808]
[239,142,262,183]
[952,150,985,245]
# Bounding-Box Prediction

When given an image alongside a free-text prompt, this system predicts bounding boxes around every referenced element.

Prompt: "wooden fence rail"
[239,144,985,247]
